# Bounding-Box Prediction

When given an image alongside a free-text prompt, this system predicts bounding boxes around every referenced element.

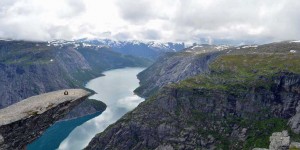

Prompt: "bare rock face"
[253,131,300,150]
[290,142,300,149]
[155,145,174,150]
[252,130,300,150]
[0,89,90,150]
[60,99,106,121]
[269,131,290,150]
[135,49,222,97]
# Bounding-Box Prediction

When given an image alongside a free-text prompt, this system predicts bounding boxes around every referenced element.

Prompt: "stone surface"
[155,145,174,150]
[290,142,300,149]
[253,131,300,150]
[60,99,106,121]
[269,131,290,150]
[0,89,90,150]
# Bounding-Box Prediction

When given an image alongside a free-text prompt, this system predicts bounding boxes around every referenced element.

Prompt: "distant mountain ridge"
[48,38,185,59]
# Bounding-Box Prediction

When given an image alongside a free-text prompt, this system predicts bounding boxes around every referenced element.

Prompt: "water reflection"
[58,67,145,150]
[27,112,101,150]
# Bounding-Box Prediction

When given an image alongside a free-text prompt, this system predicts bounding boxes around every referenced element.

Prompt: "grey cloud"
[59,0,86,18]
[170,0,300,42]
[114,32,132,40]
[0,20,50,41]
[47,25,73,40]
[0,0,86,41]
[141,29,161,40]
[115,0,158,24]
[0,0,300,43]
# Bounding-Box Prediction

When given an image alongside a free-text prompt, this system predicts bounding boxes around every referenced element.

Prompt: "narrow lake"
[28,67,145,150]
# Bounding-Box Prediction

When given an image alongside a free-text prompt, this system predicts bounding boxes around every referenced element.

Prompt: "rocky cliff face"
[134,45,225,97]
[0,89,90,150]
[0,41,90,107]
[86,73,300,150]
[86,42,300,150]
[61,99,106,120]
[0,40,151,108]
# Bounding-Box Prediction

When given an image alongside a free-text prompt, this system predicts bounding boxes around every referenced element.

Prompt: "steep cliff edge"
[86,42,300,149]
[0,89,90,150]
[134,45,226,97]
[61,99,106,120]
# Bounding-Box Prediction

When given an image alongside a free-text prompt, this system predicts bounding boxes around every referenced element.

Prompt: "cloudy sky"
[0,0,299,43]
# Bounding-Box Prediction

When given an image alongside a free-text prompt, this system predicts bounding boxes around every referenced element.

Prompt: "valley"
[28,68,144,150]
[0,39,300,150]
[1,1,300,149]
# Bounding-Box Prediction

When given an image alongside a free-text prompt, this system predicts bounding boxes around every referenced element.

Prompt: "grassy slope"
[177,53,300,91]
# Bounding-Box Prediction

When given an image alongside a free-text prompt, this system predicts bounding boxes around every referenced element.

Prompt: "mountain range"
[49,38,185,60]
[1,39,300,149]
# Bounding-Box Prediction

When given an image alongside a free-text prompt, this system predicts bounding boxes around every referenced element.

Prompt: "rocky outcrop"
[61,99,106,120]
[0,89,90,150]
[269,131,290,150]
[253,130,300,150]
[134,49,222,97]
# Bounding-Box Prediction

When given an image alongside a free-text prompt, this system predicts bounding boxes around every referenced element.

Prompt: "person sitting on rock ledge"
[64,91,68,95]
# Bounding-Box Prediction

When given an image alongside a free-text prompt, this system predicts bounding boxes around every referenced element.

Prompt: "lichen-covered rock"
[253,131,300,150]
[269,131,290,150]
[155,145,174,150]
[290,142,300,149]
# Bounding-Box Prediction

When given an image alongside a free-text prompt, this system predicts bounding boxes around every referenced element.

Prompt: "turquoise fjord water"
[28,67,145,150]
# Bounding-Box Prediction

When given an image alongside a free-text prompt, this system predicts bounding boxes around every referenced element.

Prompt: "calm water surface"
[28,67,145,150]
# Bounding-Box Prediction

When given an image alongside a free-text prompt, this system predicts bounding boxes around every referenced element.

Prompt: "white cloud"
[117,95,144,110]
[0,0,299,43]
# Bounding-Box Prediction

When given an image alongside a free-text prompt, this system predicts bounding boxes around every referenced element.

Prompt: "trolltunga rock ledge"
[0,89,90,150]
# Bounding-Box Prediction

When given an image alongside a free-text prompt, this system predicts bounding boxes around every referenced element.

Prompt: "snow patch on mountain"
[290,40,300,43]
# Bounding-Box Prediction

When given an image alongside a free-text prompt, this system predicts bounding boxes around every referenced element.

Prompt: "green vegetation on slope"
[176,53,300,93]
[0,44,55,65]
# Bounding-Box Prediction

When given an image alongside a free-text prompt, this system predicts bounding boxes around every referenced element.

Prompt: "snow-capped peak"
[291,40,300,43]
